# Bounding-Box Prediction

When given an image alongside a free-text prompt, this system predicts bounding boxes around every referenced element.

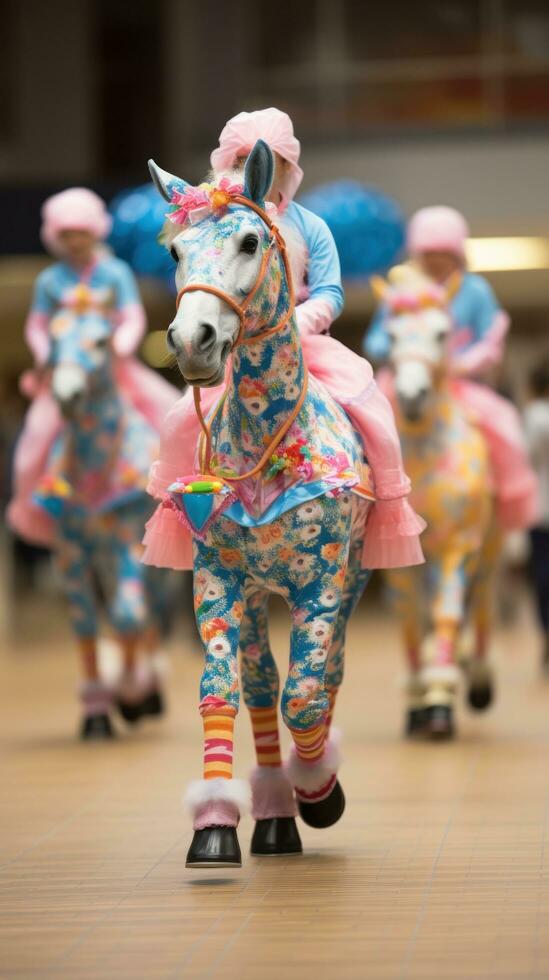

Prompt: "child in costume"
[8,188,177,548]
[147,107,424,570]
[364,205,538,530]
[524,360,549,666]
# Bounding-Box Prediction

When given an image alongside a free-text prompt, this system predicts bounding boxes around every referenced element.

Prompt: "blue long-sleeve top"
[281,200,344,335]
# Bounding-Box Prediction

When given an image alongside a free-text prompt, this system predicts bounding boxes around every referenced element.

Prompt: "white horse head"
[149,140,289,387]
[373,268,453,422]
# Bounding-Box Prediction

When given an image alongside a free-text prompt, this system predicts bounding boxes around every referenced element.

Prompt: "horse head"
[48,306,114,418]
[373,268,453,422]
[149,140,291,387]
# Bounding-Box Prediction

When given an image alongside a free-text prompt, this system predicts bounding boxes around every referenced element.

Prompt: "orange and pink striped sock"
[199,697,237,780]
[248,705,282,767]
[289,722,326,765]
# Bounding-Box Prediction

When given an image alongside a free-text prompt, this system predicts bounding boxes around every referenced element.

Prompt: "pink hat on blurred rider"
[211,107,304,206]
[40,188,112,253]
[407,206,469,261]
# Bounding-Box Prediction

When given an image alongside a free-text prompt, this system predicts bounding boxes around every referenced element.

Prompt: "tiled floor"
[2,597,549,979]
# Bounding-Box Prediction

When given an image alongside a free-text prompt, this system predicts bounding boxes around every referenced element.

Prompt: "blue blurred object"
[108,185,175,291]
[299,180,405,280]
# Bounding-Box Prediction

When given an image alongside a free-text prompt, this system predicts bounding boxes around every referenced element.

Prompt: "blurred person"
[8,187,177,548]
[6,188,180,737]
[524,360,549,666]
[365,206,508,375]
[364,206,538,531]
[148,107,425,571]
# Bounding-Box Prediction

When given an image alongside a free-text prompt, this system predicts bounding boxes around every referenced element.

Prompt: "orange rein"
[175,193,307,483]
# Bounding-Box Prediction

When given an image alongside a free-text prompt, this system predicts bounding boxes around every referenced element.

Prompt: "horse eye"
[436,330,448,344]
[240,234,259,255]
[96,337,109,350]
[170,246,179,262]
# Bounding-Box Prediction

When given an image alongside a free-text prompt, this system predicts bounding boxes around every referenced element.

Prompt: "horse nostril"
[167,325,179,353]
[195,322,217,354]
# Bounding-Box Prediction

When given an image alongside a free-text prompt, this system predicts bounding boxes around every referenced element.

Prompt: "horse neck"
[66,372,123,474]
[208,305,303,475]
[398,378,455,452]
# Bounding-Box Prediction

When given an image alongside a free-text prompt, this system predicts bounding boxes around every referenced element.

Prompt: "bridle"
[174,194,308,483]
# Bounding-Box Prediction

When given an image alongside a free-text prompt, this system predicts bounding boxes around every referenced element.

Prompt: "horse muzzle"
[52,364,87,417]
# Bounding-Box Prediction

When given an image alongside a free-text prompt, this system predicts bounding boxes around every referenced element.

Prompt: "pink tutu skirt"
[376,370,539,532]
[143,333,426,572]
[7,358,180,548]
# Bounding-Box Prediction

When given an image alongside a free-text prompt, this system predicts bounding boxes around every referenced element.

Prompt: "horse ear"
[148,159,190,202]
[243,140,274,207]
[370,275,388,302]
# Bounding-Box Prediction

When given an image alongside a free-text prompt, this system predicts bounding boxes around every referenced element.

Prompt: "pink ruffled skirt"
[376,370,539,532]
[143,334,426,572]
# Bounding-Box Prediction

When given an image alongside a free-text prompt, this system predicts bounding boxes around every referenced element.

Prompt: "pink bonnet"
[407,206,469,260]
[40,188,112,253]
[210,107,304,205]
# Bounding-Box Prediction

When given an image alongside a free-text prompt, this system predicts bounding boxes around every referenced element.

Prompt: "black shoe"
[297,780,345,829]
[141,689,165,717]
[405,707,427,737]
[116,698,144,724]
[251,817,303,856]
[186,827,242,868]
[425,704,455,740]
[80,713,114,740]
[467,682,493,711]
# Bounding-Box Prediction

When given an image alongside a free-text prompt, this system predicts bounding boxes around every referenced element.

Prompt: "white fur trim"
[420,664,460,689]
[249,766,297,819]
[184,778,251,817]
[285,728,342,794]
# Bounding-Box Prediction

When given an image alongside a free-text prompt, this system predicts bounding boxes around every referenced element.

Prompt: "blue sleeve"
[363,302,391,360]
[31,269,56,315]
[466,275,501,341]
[295,206,344,319]
[110,258,142,310]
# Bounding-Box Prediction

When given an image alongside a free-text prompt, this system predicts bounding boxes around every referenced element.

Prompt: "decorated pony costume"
[147,108,423,571]
[365,206,538,531]
[7,189,179,738]
[374,269,507,738]
[8,188,177,549]
[142,139,425,868]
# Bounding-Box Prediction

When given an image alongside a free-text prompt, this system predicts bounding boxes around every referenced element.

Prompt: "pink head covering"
[40,188,112,253]
[210,107,304,206]
[407,206,469,260]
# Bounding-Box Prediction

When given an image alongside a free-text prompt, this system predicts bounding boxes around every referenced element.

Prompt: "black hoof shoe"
[251,817,303,856]
[426,705,455,740]
[406,707,427,737]
[80,713,114,740]
[116,699,143,724]
[186,826,242,868]
[468,683,493,711]
[117,690,164,724]
[142,689,165,716]
[297,780,345,828]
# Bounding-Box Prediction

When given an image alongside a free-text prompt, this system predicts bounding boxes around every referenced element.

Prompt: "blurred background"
[2,0,549,637]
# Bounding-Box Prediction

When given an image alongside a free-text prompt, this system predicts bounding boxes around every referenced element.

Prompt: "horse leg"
[422,550,469,739]
[467,519,500,710]
[325,536,372,731]
[102,521,159,725]
[56,528,114,740]
[240,588,302,856]
[185,534,248,869]
[385,566,426,736]
[280,499,352,829]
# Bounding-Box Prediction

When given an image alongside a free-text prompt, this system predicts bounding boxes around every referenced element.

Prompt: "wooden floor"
[2,593,549,980]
